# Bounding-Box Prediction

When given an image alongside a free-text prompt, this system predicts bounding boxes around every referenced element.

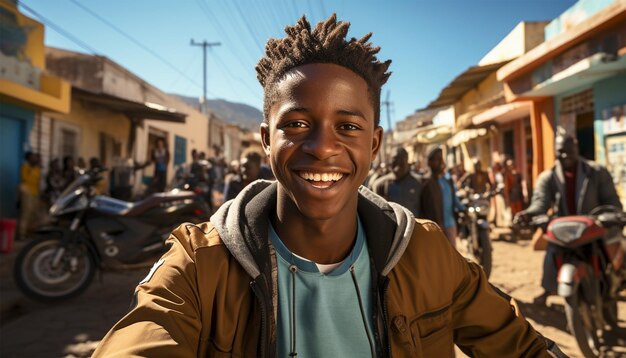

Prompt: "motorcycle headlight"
[474,199,489,214]
[549,221,587,244]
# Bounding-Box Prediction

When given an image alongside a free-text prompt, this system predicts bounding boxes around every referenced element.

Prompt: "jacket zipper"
[381,277,391,358]
[250,280,269,358]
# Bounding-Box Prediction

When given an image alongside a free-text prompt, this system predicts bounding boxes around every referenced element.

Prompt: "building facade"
[498,0,626,204]
[0,0,70,218]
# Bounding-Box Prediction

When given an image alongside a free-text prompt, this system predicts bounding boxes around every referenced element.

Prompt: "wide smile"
[296,170,345,189]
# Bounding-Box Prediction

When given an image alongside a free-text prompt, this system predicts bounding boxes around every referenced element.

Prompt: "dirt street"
[0,237,624,357]
[456,238,626,358]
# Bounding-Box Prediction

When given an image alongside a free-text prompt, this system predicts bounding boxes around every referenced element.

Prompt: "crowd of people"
[15,144,277,239]
[17,151,104,239]
[366,146,527,248]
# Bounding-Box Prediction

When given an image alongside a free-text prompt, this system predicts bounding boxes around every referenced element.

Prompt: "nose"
[301,124,341,160]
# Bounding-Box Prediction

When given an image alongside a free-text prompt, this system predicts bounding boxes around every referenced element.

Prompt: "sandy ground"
[1,234,624,357]
[456,236,626,358]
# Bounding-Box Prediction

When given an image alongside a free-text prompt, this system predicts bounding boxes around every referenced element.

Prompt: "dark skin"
[261,63,382,264]
[390,149,409,180]
[428,150,445,178]
[557,136,579,172]
[240,156,261,183]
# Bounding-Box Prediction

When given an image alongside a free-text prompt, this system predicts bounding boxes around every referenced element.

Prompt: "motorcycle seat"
[124,190,196,216]
[93,190,196,216]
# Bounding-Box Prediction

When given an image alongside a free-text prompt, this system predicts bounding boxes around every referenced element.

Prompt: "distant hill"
[171,94,263,132]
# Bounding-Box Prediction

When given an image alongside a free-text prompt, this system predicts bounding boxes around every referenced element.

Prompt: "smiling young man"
[94,14,562,357]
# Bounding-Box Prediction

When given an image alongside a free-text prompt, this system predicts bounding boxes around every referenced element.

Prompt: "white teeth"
[299,171,343,182]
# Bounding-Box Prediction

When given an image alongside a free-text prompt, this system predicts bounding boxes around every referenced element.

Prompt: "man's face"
[428,151,445,176]
[390,151,409,179]
[241,157,260,182]
[557,138,579,171]
[262,63,382,220]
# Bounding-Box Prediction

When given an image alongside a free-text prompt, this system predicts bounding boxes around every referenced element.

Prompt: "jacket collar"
[211,180,413,280]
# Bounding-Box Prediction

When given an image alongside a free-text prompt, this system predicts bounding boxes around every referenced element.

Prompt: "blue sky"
[20,0,576,129]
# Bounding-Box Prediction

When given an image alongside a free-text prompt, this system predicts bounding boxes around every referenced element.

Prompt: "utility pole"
[381,90,393,164]
[191,39,220,151]
[190,39,221,104]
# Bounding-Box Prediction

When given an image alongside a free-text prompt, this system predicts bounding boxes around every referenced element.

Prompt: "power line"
[18,1,99,55]
[195,0,258,67]
[230,0,265,54]
[168,51,200,89]
[68,0,203,91]
[212,52,262,101]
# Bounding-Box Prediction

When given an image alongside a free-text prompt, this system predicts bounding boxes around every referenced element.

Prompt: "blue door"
[0,116,25,219]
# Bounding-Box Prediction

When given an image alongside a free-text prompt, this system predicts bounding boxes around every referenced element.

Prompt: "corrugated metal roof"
[73,88,187,123]
[426,61,510,109]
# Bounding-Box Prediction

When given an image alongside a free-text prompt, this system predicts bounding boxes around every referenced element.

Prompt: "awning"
[498,1,626,82]
[472,102,531,126]
[448,128,489,147]
[516,52,626,98]
[73,88,187,123]
[414,124,453,144]
[393,127,422,144]
[426,61,510,109]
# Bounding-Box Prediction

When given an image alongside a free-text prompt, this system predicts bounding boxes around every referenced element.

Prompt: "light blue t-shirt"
[438,174,465,229]
[269,217,375,357]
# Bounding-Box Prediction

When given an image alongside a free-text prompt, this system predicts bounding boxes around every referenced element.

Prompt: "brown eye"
[338,123,360,131]
[283,121,308,129]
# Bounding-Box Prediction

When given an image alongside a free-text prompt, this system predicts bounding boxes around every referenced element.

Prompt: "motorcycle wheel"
[14,235,96,302]
[603,300,619,329]
[565,293,602,358]
[477,228,492,278]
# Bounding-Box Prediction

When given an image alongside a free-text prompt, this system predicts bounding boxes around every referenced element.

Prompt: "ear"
[260,122,271,156]
[371,126,383,159]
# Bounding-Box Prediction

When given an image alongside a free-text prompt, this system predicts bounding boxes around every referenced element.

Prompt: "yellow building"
[0,0,70,218]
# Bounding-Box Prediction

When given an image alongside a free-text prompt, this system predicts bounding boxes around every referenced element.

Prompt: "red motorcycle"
[530,206,625,357]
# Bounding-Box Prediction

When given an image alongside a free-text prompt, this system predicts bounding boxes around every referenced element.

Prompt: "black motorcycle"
[14,168,211,301]
[457,189,496,278]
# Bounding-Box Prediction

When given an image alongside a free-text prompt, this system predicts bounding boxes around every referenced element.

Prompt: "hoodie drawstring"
[350,266,375,358]
[289,264,298,357]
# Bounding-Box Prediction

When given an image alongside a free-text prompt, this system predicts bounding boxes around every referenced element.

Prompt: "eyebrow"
[278,106,367,120]
[337,109,366,120]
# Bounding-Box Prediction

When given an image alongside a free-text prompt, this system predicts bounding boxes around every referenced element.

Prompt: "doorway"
[576,111,595,161]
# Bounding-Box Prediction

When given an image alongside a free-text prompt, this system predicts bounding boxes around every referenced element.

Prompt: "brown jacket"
[94,181,553,357]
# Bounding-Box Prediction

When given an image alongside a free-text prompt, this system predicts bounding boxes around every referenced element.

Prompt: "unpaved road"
[456,237,626,358]
[1,236,624,357]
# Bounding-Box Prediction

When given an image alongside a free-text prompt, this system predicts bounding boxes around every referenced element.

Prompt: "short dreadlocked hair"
[256,14,391,126]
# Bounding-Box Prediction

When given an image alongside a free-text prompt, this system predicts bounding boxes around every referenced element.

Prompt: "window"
[53,120,80,160]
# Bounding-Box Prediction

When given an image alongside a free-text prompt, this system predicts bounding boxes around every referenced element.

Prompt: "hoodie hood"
[210,180,415,279]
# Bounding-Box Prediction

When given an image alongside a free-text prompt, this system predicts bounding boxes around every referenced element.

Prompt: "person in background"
[420,147,466,247]
[223,149,263,201]
[189,149,207,183]
[44,158,64,206]
[461,159,493,195]
[89,157,107,194]
[150,138,170,193]
[76,157,87,172]
[490,161,508,227]
[62,156,77,190]
[372,146,422,217]
[515,135,622,305]
[504,158,526,216]
[19,152,41,239]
